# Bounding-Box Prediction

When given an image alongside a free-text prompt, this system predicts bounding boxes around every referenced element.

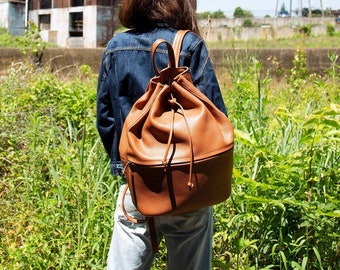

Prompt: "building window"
[69,12,83,37]
[39,14,51,30]
[71,0,84,7]
[40,0,52,9]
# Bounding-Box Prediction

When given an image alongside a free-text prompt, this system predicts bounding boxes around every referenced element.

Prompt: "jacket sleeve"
[188,39,228,116]
[96,53,123,176]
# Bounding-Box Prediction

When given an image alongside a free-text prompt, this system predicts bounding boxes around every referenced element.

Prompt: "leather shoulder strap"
[172,30,190,67]
[151,38,176,75]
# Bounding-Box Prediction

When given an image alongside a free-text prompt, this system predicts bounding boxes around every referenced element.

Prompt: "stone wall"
[199,17,340,42]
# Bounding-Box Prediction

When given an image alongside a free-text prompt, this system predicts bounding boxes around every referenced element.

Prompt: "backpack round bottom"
[124,148,233,216]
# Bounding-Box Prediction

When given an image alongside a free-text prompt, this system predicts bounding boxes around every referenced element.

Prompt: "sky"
[197,0,340,17]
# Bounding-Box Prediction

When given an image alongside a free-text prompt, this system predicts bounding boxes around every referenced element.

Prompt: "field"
[207,33,340,49]
[0,29,339,269]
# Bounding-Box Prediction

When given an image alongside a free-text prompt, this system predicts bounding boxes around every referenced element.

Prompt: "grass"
[1,33,339,269]
[1,26,340,49]
[207,33,340,49]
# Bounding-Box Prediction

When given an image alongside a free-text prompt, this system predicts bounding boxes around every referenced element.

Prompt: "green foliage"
[0,27,21,47]
[1,46,339,269]
[16,21,47,66]
[242,19,254,28]
[326,23,335,37]
[300,7,324,17]
[234,7,254,18]
[215,46,340,269]
[207,34,340,49]
[300,25,312,36]
[280,2,288,13]
[287,47,308,90]
[0,62,119,269]
[197,10,226,20]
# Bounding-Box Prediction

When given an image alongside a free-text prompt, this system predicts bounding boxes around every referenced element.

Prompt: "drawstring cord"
[120,92,194,254]
[121,91,195,227]
[163,93,194,190]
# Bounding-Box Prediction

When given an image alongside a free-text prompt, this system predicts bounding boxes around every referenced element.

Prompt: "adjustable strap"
[121,184,159,253]
[148,217,159,254]
[121,184,147,223]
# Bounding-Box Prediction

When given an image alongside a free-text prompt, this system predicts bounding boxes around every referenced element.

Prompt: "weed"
[0,45,339,269]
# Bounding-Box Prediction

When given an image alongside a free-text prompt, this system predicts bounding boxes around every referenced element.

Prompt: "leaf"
[291,261,302,270]
[312,247,323,268]
[279,250,288,270]
[321,119,340,129]
[317,210,340,218]
[234,129,256,146]
[301,256,308,270]
[330,103,340,113]
[303,117,319,127]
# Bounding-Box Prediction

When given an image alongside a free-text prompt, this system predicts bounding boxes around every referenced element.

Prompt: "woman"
[96,0,227,269]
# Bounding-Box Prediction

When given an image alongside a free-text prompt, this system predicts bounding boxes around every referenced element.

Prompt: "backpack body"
[119,30,234,217]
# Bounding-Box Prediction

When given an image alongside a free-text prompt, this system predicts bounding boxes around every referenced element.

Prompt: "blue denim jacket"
[96,27,227,176]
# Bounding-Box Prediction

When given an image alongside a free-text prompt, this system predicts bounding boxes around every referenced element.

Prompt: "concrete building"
[28,0,119,48]
[0,0,26,35]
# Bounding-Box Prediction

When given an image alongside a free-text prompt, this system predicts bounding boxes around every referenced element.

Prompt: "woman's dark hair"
[119,0,200,35]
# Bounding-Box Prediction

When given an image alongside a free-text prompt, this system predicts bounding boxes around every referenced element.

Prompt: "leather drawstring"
[121,184,147,224]
[121,185,159,253]
[163,93,194,190]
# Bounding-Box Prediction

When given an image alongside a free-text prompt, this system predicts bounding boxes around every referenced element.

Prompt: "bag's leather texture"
[119,30,234,217]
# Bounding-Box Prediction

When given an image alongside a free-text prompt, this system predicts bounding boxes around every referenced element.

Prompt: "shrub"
[300,24,312,36]
[327,23,335,37]
[1,47,339,270]
[234,6,254,18]
[242,19,254,27]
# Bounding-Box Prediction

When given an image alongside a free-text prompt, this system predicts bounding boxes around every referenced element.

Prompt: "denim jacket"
[96,27,227,176]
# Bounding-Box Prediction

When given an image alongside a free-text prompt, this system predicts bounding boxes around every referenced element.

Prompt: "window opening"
[40,0,52,9]
[69,12,83,37]
[39,14,51,30]
[71,0,84,7]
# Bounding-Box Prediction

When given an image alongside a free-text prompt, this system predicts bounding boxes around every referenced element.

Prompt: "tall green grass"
[0,63,120,269]
[212,46,340,269]
[1,47,339,269]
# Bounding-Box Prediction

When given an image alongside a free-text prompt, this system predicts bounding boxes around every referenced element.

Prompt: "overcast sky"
[197,0,340,17]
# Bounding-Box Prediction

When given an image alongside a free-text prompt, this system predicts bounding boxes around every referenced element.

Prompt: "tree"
[279,2,289,17]
[196,10,226,20]
[233,7,253,18]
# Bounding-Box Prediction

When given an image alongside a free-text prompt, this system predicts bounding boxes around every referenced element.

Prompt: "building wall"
[96,5,114,47]
[27,0,116,48]
[200,17,340,42]
[29,5,114,48]
[0,2,10,27]
[0,1,25,35]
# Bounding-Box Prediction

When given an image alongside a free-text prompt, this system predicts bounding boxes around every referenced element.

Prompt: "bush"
[233,6,254,18]
[215,47,340,269]
[0,27,20,47]
[327,23,335,37]
[0,62,117,269]
[242,19,254,27]
[1,48,339,269]
[300,24,312,36]
[197,10,226,20]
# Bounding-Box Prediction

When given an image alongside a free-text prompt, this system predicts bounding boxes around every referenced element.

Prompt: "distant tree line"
[197,6,336,19]
[197,10,226,20]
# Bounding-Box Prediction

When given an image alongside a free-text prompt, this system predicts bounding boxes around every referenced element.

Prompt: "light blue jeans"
[106,184,213,270]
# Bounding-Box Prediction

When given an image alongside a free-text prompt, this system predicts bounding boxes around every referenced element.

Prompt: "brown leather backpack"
[119,30,234,220]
